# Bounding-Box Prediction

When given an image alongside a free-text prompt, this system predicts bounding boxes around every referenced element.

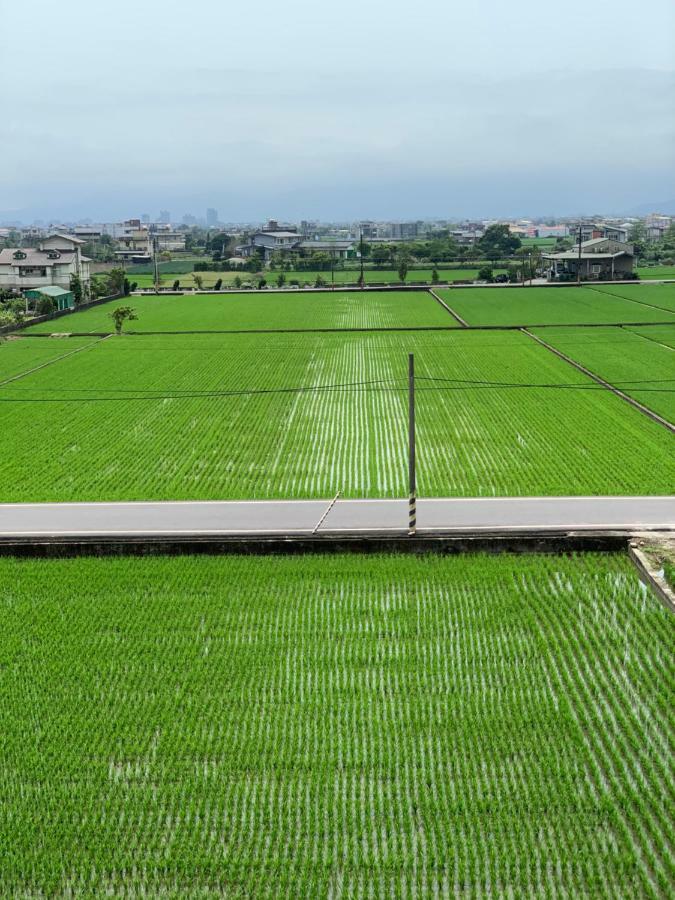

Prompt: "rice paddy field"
[436,287,675,327]
[637,266,675,281]
[1,327,673,502]
[532,326,675,423]
[130,269,508,289]
[26,291,454,334]
[1,551,672,897]
[0,336,98,382]
[128,264,675,289]
[591,284,675,314]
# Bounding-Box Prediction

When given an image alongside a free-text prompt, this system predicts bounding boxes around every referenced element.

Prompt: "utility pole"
[359,228,365,289]
[408,353,416,536]
[153,235,160,292]
[577,222,583,287]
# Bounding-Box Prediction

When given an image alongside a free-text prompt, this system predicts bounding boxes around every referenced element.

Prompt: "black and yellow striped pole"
[408,353,416,535]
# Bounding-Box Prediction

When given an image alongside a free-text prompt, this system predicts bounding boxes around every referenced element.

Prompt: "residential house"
[0,233,91,293]
[543,238,634,281]
[114,230,152,263]
[152,231,187,252]
[644,215,671,242]
[450,229,483,245]
[237,231,302,261]
[297,240,356,260]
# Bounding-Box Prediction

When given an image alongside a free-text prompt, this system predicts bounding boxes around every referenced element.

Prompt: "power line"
[1,377,673,404]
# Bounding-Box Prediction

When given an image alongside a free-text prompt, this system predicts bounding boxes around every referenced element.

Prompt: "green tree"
[192,273,204,290]
[478,225,521,259]
[628,221,647,261]
[478,266,493,282]
[371,247,389,266]
[246,253,262,274]
[107,267,126,295]
[398,259,409,282]
[431,268,439,284]
[110,306,137,335]
[277,272,286,288]
[36,295,56,315]
[69,274,84,306]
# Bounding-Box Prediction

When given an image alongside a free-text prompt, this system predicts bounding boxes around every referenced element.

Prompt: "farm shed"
[24,285,74,311]
[543,238,635,281]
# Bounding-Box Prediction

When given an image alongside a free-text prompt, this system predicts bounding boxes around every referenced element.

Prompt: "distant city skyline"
[2,0,674,224]
[2,202,673,229]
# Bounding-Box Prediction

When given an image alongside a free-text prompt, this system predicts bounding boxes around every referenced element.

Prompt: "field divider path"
[587,286,675,317]
[428,288,469,326]
[521,328,675,433]
[0,335,111,388]
[628,542,675,613]
[622,326,675,353]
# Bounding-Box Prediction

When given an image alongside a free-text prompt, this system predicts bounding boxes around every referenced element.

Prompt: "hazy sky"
[2,0,674,221]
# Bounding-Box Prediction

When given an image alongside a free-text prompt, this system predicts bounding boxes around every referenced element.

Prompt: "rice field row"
[436,287,675,327]
[1,551,672,897]
[532,325,675,424]
[591,283,675,314]
[130,268,508,289]
[637,266,675,281]
[26,286,675,337]
[0,330,672,502]
[0,336,101,383]
[26,291,453,333]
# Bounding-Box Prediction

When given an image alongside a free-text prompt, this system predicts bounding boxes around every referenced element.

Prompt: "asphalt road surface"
[0,496,673,539]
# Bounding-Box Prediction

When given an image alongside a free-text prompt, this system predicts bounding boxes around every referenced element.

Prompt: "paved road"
[0,496,673,540]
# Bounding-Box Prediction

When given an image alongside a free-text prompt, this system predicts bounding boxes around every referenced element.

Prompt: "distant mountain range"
[626,200,675,216]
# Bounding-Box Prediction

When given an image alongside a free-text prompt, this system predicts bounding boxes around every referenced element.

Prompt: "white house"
[0,234,91,293]
[238,231,301,261]
[153,231,187,252]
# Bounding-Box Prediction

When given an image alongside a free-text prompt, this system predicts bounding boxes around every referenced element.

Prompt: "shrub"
[35,296,55,315]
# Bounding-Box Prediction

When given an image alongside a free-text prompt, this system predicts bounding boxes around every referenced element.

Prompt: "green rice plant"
[0,336,97,383]
[25,291,454,333]
[0,551,672,896]
[532,325,675,423]
[129,268,508,289]
[636,266,675,281]
[436,286,675,326]
[591,283,675,313]
[0,330,672,502]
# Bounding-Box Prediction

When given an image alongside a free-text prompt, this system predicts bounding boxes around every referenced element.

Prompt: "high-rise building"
[206,208,218,227]
[159,210,171,224]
